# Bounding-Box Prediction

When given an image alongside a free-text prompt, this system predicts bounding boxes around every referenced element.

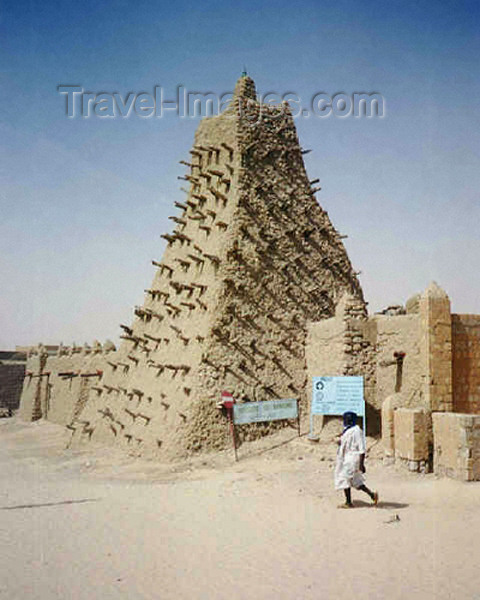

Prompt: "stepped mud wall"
[19,75,365,459]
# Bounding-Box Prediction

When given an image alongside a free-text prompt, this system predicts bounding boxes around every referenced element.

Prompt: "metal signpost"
[310,376,365,440]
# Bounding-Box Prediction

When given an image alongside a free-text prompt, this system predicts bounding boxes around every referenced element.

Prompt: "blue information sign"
[311,376,364,416]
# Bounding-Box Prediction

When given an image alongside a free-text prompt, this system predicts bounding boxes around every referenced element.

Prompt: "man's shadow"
[352,500,409,509]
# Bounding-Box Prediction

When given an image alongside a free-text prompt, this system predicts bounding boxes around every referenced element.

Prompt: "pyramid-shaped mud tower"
[60,75,365,458]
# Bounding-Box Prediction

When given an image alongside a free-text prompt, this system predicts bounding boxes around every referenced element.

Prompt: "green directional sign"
[233,398,298,425]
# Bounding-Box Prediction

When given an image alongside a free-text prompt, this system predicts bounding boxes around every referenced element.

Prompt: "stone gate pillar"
[419,282,453,413]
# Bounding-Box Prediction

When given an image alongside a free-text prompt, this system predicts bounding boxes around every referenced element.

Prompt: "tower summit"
[232,73,257,101]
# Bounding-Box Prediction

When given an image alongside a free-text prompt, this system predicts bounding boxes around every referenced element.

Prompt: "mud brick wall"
[19,75,365,461]
[374,313,424,409]
[433,412,480,481]
[452,314,480,414]
[308,283,456,442]
[306,298,349,382]
[0,363,26,411]
[307,299,424,435]
[394,408,429,470]
[306,294,375,431]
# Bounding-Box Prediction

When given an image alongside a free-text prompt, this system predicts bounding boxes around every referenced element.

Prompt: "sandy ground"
[1,419,480,600]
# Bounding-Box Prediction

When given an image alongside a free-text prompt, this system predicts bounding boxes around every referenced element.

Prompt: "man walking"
[335,411,378,508]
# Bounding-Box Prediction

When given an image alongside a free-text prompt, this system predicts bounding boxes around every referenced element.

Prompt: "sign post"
[220,391,238,461]
[219,394,299,462]
[310,376,366,440]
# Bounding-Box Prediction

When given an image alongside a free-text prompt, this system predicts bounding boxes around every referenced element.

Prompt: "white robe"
[334,424,366,490]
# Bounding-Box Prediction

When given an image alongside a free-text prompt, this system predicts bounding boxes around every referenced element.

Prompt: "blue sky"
[1,0,479,348]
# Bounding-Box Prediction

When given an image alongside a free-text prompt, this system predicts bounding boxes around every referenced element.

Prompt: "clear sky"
[1,0,479,348]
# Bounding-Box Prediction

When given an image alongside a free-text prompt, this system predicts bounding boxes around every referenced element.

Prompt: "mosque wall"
[18,75,365,459]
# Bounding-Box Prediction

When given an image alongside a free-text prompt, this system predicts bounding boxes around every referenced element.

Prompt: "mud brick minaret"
[62,74,366,457]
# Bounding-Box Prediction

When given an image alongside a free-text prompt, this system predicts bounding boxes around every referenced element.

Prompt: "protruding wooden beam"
[160,234,176,244]
[188,254,204,264]
[176,233,192,243]
[169,216,187,226]
[80,371,103,378]
[180,302,196,310]
[164,302,180,314]
[124,408,137,420]
[192,193,208,202]
[191,283,207,293]
[188,213,206,221]
[159,264,173,275]
[120,334,143,344]
[203,253,220,265]
[221,142,233,153]
[174,258,191,269]
[144,334,162,342]
[184,174,199,183]
[169,281,183,292]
